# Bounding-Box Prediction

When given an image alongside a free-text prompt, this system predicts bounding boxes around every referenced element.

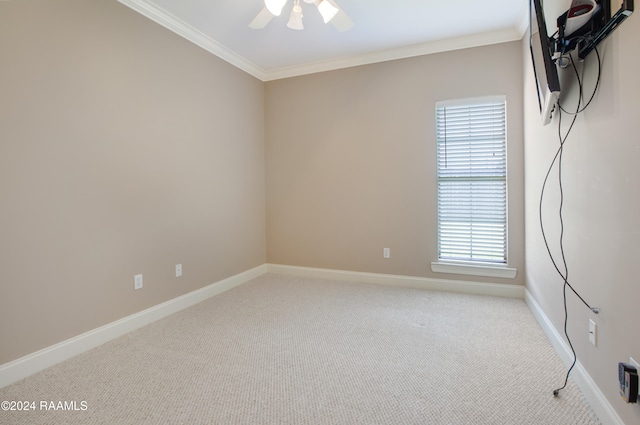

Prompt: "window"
[435,96,507,265]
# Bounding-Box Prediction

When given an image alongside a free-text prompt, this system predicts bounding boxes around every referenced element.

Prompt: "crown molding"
[117,0,268,81]
[263,27,526,81]
[118,0,529,82]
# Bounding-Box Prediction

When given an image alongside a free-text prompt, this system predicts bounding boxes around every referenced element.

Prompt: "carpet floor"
[0,273,600,424]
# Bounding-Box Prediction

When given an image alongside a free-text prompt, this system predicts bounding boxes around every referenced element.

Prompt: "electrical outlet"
[176,264,182,277]
[383,248,390,259]
[589,319,597,346]
[134,274,143,290]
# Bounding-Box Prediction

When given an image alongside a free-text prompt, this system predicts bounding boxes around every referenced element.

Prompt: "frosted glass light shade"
[265,0,288,16]
[287,4,304,30]
[317,0,338,23]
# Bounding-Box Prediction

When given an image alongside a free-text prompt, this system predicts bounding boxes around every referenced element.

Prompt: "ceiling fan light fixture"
[265,0,288,16]
[317,0,339,23]
[286,2,304,30]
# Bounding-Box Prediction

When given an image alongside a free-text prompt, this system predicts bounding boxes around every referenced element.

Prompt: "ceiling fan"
[249,0,354,32]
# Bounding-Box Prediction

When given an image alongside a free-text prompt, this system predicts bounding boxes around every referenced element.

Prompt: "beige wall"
[3,1,637,421]
[0,0,265,364]
[524,1,640,424]
[266,42,525,285]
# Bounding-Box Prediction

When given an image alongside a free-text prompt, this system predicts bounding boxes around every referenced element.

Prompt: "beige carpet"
[0,273,600,424]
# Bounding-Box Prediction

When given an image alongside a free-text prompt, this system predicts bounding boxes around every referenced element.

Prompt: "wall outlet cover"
[588,319,596,346]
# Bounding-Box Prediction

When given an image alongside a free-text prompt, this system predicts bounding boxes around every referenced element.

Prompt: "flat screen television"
[530,0,561,126]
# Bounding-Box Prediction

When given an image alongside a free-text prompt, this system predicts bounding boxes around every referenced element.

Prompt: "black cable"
[538,60,578,396]
[552,107,579,397]
[539,97,588,310]
[538,46,602,396]
[558,41,601,115]
[554,272,576,397]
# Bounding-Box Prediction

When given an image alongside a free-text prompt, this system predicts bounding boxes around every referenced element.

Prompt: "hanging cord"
[559,40,602,115]
[537,44,602,396]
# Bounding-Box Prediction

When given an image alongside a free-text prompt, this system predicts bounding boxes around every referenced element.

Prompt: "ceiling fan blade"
[330,8,354,32]
[249,7,274,29]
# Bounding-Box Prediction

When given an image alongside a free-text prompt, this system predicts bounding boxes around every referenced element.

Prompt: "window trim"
[435,95,511,271]
[431,260,517,279]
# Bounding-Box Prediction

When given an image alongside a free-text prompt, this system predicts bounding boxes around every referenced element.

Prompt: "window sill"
[431,261,517,279]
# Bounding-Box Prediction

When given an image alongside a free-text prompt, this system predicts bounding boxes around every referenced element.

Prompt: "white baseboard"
[0,264,554,393]
[0,264,267,389]
[1,263,623,424]
[266,263,525,298]
[525,290,625,425]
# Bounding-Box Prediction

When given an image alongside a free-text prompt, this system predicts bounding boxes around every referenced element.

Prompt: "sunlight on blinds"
[436,97,507,263]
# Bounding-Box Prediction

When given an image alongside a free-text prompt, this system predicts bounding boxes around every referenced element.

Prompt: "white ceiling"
[118,0,529,81]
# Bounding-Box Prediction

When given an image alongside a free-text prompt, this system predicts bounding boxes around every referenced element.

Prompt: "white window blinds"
[436,97,507,264]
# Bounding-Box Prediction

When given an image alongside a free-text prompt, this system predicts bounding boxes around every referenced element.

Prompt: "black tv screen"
[530,0,561,126]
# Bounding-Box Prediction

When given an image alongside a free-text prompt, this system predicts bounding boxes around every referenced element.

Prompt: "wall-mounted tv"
[530,0,561,126]
[529,0,633,126]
